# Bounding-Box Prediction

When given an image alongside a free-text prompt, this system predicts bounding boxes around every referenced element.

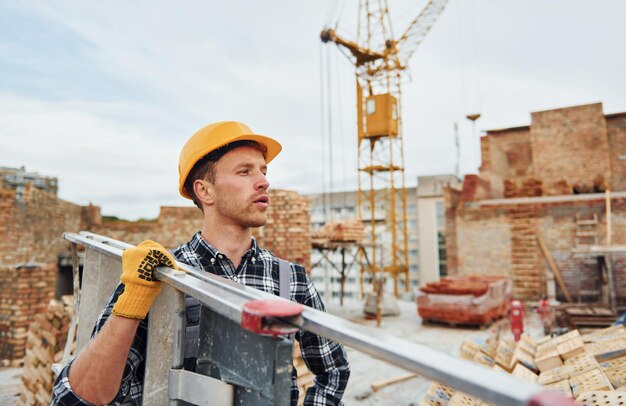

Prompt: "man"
[51,121,350,405]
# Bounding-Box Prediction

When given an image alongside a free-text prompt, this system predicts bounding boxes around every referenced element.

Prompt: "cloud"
[1,0,625,221]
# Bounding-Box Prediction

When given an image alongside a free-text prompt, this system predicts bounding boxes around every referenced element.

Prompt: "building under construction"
[445,102,626,309]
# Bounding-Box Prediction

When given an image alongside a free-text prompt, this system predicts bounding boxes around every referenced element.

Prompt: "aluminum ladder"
[55,231,575,406]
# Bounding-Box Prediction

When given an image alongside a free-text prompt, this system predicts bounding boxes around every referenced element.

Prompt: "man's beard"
[214,193,268,228]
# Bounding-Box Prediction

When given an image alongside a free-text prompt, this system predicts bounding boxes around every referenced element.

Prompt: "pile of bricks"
[311,219,365,243]
[255,189,312,271]
[420,325,626,405]
[0,263,56,364]
[19,296,74,405]
[417,276,511,326]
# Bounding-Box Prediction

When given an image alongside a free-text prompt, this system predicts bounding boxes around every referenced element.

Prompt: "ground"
[326,298,545,405]
[0,366,20,405]
[0,298,545,405]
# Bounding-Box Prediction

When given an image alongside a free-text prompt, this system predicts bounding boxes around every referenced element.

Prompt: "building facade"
[307,175,459,303]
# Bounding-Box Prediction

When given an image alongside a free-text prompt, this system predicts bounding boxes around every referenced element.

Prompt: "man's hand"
[113,240,179,319]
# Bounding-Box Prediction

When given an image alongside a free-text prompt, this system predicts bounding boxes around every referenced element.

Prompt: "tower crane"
[321,0,448,295]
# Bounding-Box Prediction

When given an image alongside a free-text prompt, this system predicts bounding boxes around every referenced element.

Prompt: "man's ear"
[193,179,214,206]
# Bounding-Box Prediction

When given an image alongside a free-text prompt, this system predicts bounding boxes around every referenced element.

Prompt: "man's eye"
[239,169,249,175]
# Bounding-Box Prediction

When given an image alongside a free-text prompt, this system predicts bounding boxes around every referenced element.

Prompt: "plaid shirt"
[52,232,350,405]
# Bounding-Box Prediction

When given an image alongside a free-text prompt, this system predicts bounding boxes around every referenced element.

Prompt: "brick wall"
[453,206,511,277]
[446,196,626,304]
[0,186,89,266]
[0,264,56,360]
[530,103,610,195]
[254,190,311,271]
[447,103,626,303]
[0,185,311,361]
[443,186,460,275]
[481,126,533,199]
[607,113,626,191]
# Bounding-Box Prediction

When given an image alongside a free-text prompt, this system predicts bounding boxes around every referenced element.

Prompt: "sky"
[1,1,625,220]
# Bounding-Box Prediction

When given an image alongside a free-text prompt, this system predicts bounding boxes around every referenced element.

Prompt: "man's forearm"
[68,315,140,404]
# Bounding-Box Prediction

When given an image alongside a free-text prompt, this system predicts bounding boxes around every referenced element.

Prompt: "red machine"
[510,299,524,341]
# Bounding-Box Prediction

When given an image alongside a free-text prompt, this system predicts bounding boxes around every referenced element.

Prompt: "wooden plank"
[370,373,418,392]
[536,234,572,302]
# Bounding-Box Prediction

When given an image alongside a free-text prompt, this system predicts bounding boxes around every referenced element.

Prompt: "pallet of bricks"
[311,219,365,246]
[19,296,74,405]
[417,276,511,326]
[419,324,626,405]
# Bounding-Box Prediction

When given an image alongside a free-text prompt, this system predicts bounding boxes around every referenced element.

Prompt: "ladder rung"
[576,231,599,237]
[576,220,598,225]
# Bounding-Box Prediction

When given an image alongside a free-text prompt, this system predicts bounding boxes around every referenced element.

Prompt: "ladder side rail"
[76,245,121,352]
[63,232,574,406]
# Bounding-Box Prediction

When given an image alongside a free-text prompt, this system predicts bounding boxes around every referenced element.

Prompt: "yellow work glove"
[112,240,179,319]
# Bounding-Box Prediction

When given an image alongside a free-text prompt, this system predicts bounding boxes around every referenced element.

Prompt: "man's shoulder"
[257,248,307,275]
[171,236,203,265]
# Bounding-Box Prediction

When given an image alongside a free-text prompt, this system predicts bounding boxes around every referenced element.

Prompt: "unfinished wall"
[530,103,611,195]
[0,183,312,362]
[480,126,533,199]
[255,190,311,271]
[607,113,626,191]
[451,206,511,278]
[447,196,626,304]
[0,264,56,361]
[0,185,95,266]
[443,187,460,276]
[448,103,626,303]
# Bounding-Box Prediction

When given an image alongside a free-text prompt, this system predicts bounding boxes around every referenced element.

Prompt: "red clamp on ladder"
[241,300,304,336]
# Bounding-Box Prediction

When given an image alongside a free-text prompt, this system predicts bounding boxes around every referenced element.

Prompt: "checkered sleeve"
[51,283,147,406]
[294,266,350,406]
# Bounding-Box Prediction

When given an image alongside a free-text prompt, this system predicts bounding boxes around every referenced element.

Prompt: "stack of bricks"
[508,206,544,300]
[311,219,365,243]
[0,263,56,364]
[417,276,510,326]
[254,189,311,271]
[419,325,626,405]
[20,296,74,405]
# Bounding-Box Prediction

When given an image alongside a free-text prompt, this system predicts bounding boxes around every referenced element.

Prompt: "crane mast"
[321,0,448,295]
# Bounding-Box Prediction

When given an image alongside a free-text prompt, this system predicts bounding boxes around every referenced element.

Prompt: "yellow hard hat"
[178,121,282,199]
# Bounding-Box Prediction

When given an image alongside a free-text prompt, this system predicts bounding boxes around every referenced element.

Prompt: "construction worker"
[51,121,350,405]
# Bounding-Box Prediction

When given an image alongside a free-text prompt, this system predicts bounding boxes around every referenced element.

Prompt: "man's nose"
[256,172,269,190]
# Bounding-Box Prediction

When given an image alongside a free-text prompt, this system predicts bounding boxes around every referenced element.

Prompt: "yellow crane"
[321,0,448,295]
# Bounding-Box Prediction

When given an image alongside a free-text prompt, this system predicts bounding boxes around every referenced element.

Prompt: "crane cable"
[334,36,348,206]
[319,42,329,223]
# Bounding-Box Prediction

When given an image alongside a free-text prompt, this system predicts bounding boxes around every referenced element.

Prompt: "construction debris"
[417,276,511,326]
[557,304,617,330]
[19,296,74,405]
[370,373,418,392]
[420,324,626,405]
